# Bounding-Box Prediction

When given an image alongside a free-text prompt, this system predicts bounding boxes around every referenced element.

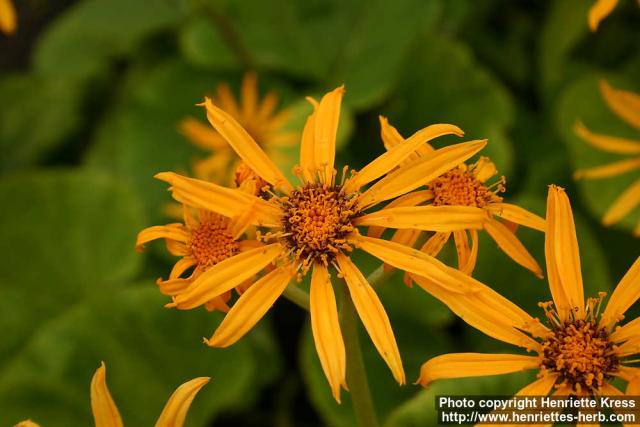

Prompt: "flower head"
[574,80,640,236]
[370,117,545,282]
[15,362,209,427]
[178,73,297,184]
[416,185,640,398]
[153,86,493,402]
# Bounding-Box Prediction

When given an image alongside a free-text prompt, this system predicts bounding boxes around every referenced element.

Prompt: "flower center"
[430,168,502,207]
[189,215,239,269]
[280,184,357,266]
[540,319,619,394]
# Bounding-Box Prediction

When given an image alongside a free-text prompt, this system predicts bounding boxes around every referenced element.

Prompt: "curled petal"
[155,377,210,427]
[588,0,618,31]
[136,224,188,251]
[90,363,124,427]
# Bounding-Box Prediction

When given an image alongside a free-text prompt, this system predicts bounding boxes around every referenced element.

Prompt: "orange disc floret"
[431,166,503,208]
[189,214,239,269]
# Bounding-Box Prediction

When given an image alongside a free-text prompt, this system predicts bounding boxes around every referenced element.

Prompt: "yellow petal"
[171,243,283,310]
[256,90,279,122]
[356,235,478,294]
[627,375,640,395]
[155,377,210,427]
[416,353,538,387]
[614,366,640,382]
[588,0,618,30]
[206,266,293,347]
[487,202,546,232]
[91,363,124,427]
[574,120,640,154]
[178,117,227,151]
[599,382,624,395]
[484,218,543,278]
[601,257,640,328]
[0,0,17,35]
[359,139,487,207]
[240,72,258,119]
[201,98,292,192]
[462,230,479,275]
[366,190,433,239]
[345,122,464,192]
[355,205,487,232]
[411,274,547,347]
[611,315,640,343]
[136,224,188,251]
[600,80,640,129]
[215,83,240,118]
[310,264,346,403]
[419,232,451,257]
[299,97,319,183]
[545,186,584,319]
[155,172,281,227]
[472,156,498,182]
[515,374,558,396]
[453,230,471,271]
[192,152,232,182]
[313,86,344,184]
[379,117,435,164]
[336,253,405,384]
[157,277,191,296]
[168,257,196,280]
[14,421,40,427]
[602,178,640,226]
[574,157,640,180]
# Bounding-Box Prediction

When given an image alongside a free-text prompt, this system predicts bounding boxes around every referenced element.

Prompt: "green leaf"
[0,285,258,426]
[178,16,239,70]
[33,0,186,79]
[385,33,515,178]
[0,169,144,369]
[556,74,640,234]
[0,74,84,173]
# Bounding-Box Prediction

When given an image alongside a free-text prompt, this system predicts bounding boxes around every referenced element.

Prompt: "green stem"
[282,284,310,311]
[341,287,379,427]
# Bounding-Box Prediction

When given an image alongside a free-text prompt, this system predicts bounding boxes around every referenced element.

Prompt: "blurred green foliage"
[0,0,638,426]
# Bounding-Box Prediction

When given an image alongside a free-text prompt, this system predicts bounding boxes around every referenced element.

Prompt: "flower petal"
[574,120,640,154]
[157,277,191,296]
[136,224,188,251]
[601,257,640,328]
[359,139,487,207]
[416,353,539,387]
[487,202,546,232]
[453,230,471,271]
[206,266,293,347]
[611,315,640,343]
[155,172,281,227]
[178,117,228,151]
[336,253,405,384]
[545,186,584,319]
[240,72,258,119]
[472,156,498,182]
[588,0,618,30]
[411,274,547,347]
[627,375,640,395]
[356,235,479,294]
[515,374,558,396]
[462,230,479,275]
[310,264,347,403]
[299,97,318,183]
[201,98,292,192]
[345,122,463,192]
[366,190,433,239]
[600,80,640,129]
[170,243,283,310]
[419,232,451,256]
[484,218,543,278]
[0,0,17,35]
[313,86,344,184]
[14,421,41,427]
[602,178,640,226]
[155,377,210,427]
[355,205,487,232]
[574,157,640,180]
[91,363,124,427]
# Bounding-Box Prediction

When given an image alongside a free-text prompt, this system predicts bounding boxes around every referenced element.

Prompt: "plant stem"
[282,284,310,311]
[341,287,379,427]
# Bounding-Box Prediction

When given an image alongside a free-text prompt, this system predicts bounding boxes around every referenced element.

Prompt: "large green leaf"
[0,169,143,368]
[0,74,84,173]
[0,285,257,427]
[556,74,640,235]
[384,33,515,178]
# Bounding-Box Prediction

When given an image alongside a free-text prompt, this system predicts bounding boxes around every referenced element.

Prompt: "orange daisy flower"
[15,362,208,427]
[178,73,297,184]
[369,117,545,281]
[574,80,640,236]
[416,185,640,399]
[154,86,493,402]
[136,205,260,312]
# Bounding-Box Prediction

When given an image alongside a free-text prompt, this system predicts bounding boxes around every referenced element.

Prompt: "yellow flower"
[371,117,545,281]
[136,204,260,312]
[416,185,640,398]
[178,72,297,184]
[14,362,209,427]
[0,0,16,35]
[154,86,492,402]
[574,80,640,236]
